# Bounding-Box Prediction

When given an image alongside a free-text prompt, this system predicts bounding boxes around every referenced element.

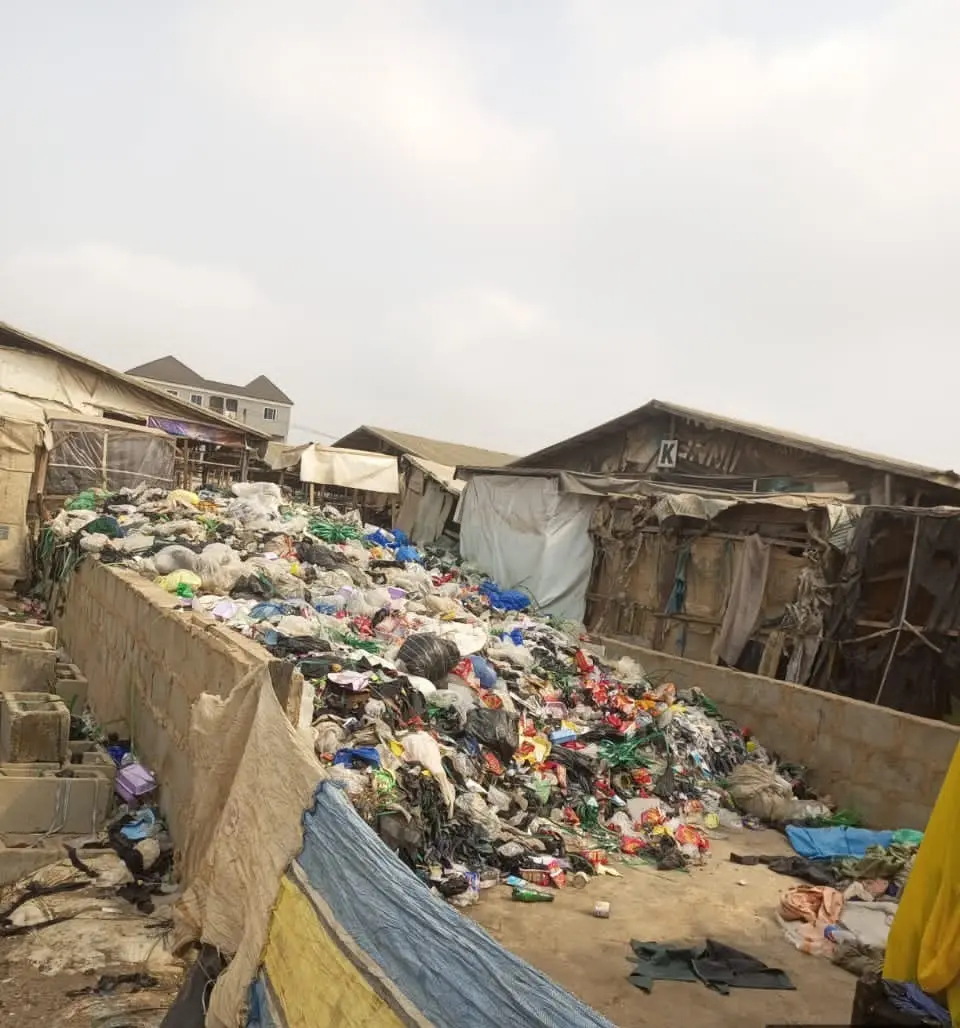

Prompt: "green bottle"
[511,886,554,903]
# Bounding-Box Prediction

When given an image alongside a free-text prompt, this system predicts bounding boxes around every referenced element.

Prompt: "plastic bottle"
[511,886,555,903]
[824,924,857,945]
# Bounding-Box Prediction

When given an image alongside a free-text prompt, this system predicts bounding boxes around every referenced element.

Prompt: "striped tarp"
[246,782,615,1028]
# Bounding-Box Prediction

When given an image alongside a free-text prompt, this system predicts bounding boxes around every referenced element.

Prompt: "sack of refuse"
[396,633,460,683]
[727,761,801,822]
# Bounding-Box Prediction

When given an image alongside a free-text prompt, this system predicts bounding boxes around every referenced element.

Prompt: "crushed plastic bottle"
[511,886,554,903]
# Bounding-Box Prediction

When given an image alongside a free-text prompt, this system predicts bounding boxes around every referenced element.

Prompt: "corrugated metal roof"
[514,398,960,489]
[335,425,517,469]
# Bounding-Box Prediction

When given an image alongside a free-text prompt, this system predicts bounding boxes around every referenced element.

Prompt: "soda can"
[593,901,611,919]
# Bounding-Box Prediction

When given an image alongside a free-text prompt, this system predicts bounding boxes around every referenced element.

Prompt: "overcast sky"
[2,1,958,465]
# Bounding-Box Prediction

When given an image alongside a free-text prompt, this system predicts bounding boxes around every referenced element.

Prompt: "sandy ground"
[468,826,857,1028]
[0,827,856,1026]
[0,962,182,1027]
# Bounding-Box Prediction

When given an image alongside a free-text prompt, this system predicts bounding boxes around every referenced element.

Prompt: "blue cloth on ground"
[786,825,894,860]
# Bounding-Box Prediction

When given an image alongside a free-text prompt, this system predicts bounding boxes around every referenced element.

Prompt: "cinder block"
[67,740,116,785]
[0,641,57,692]
[54,663,89,713]
[0,621,58,648]
[0,693,70,765]
[0,767,113,834]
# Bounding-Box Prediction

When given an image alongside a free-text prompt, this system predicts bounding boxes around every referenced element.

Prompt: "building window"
[263,407,278,421]
[190,394,203,405]
[166,389,179,397]
[209,396,224,412]
[225,398,238,413]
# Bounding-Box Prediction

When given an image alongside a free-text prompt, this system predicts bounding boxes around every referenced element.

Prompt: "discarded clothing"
[786,825,894,861]
[841,900,899,951]
[832,939,885,978]
[838,842,918,881]
[732,852,844,887]
[779,884,844,928]
[777,885,844,958]
[628,939,794,995]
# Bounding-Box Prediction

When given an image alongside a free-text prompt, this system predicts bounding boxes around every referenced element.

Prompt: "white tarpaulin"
[458,475,598,622]
[0,417,41,588]
[299,445,399,493]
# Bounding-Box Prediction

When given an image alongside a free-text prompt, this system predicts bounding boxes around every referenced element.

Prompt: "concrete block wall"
[598,636,960,831]
[54,561,277,845]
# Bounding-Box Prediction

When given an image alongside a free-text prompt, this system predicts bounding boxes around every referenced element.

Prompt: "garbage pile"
[40,483,841,905]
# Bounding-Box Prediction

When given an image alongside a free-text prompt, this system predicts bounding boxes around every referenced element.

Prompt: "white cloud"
[0,244,275,382]
[579,1,960,210]
[399,285,546,354]
[184,0,546,189]
[8,244,265,312]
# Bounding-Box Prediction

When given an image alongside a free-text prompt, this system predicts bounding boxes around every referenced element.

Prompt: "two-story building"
[126,356,293,440]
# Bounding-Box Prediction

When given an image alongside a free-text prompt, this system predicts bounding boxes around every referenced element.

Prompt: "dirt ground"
[0,827,856,1027]
[0,962,181,1027]
[468,826,857,1028]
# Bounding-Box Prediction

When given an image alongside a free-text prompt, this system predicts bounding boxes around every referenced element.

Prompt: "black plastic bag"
[465,707,520,761]
[396,633,460,683]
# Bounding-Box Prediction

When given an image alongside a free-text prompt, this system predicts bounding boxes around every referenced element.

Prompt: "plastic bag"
[195,542,245,594]
[465,707,520,761]
[274,615,321,639]
[156,569,202,594]
[396,633,460,683]
[486,641,534,669]
[245,557,307,600]
[153,519,205,540]
[153,545,200,575]
[454,793,502,839]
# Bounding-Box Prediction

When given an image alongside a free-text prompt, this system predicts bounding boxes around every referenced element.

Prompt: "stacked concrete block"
[54,663,89,713]
[0,622,58,648]
[0,710,115,835]
[0,618,114,836]
[0,640,57,692]
[68,739,117,786]
[0,693,70,765]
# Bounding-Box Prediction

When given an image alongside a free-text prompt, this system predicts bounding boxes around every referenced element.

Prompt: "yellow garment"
[885,741,960,1025]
